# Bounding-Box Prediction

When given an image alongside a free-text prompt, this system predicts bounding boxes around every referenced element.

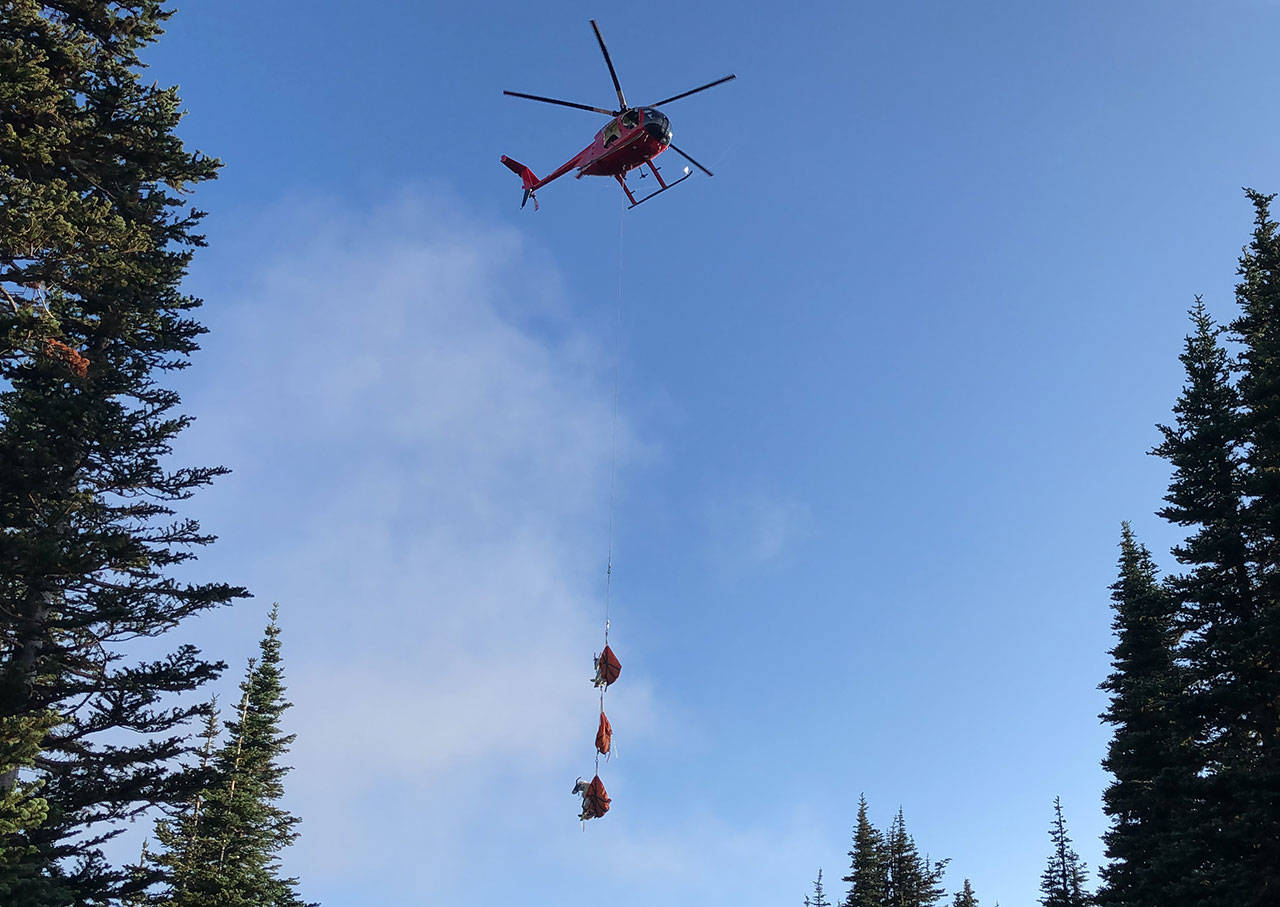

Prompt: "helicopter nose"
[644,122,671,144]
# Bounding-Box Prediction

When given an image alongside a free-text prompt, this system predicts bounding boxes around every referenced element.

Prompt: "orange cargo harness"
[574,775,611,820]
[596,711,612,757]
[593,645,621,688]
[575,642,622,823]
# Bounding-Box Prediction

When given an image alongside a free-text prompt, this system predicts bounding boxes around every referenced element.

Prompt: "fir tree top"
[1039,797,1092,907]
[952,879,978,907]
[843,793,886,907]
[152,606,313,907]
[808,868,832,907]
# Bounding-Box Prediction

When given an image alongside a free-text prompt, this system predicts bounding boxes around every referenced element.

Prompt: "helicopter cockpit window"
[641,108,671,141]
[621,110,640,128]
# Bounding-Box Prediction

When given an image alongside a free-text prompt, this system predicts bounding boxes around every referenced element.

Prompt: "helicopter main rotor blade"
[590,19,628,111]
[503,90,617,116]
[668,143,714,177]
[648,74,737,108]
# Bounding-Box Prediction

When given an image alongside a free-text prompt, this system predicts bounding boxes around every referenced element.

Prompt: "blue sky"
[122,1,1280,904]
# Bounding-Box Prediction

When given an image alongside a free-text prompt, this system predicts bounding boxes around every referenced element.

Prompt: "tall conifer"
[842,794,886,907]
[149,705,223,902]
[152,607,312,907]
[1146,298,1250,905]
[883,809,947,907]
[1038,798,1092,907]
[1222,189,1280,905]
[808,869,832,907]
[1106,191,1280,906]
[1097,525,1195,906]
[951,879,978,907]
[0,3,239,902]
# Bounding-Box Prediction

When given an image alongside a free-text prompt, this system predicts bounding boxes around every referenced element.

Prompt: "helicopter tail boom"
[501,155,540,189]
[501,155,542,209]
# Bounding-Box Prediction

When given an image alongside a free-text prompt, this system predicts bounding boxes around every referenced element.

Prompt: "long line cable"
[595,204,625,779]
[604,203,624,645]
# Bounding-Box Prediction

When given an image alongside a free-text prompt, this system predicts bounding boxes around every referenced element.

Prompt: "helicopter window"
[621,110,640,127]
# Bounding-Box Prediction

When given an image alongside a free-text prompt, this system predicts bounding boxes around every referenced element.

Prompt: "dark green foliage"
[951,879,977,907]
[839,798,948,907]
[1153,298,1250,666]
[0,3,241,901]
[148,705,222,903]
[883,809,947,907]
[1099,190,1280,907]
[842,794,886,907]
[0,709,61,906]
[1146,299,1250,906]
[1219,189,1280,906]
[1038,798,1091,907]
[150,607,312,907]
[1097,525,1196,907]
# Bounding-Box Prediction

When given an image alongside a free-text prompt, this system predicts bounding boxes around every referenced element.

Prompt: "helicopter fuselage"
[578,107,672,177]
[533,106,672,189]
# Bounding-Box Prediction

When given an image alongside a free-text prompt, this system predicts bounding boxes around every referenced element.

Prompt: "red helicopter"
[501,20,734,210]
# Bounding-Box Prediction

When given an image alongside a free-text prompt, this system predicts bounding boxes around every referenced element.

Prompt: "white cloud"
[178,192,658,887]
[168,193,824,905]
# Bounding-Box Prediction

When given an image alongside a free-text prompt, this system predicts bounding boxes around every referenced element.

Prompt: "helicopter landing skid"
[617,162,693,209]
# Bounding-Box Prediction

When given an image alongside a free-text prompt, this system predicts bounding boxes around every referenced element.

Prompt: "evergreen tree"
[1221,189,1280,906]
[149,705,224,902]
[842,794,886,907]
[951,879,978,907]
[883,809,948,907]
[0,2,238,902]
[1038,798,1091,907]
[1097,524,1196,907]
[153,607,312,907]
[808,869,832,907]
[1103,191,1280,907]
[0,709,60,906]
[1146,297,1251,906]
